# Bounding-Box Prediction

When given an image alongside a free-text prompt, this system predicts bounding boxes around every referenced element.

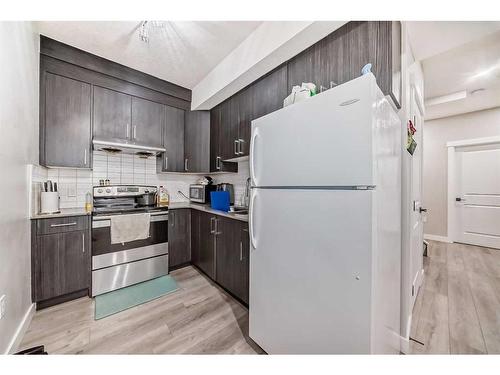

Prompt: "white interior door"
[408,85,424,310]
[455,145,500,249]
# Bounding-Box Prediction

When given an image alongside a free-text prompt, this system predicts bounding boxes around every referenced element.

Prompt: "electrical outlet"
[0,295,6,319]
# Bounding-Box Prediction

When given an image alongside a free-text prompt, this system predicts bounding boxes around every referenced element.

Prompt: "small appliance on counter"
[189,176,216,204]
[217,183,234,205]
[40,180,60,214]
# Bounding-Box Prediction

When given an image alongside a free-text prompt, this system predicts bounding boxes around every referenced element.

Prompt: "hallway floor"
[410,241,500,354]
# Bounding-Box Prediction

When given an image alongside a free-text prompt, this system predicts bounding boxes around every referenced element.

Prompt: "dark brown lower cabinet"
[168,209,191,270]
[215,217,249,304]
[191,211,249,304]
[192,211,216,279]
[31,216,91,308]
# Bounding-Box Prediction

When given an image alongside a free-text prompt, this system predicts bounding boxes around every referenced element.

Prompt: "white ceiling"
[407,21,500,120]
[36,21,262,89]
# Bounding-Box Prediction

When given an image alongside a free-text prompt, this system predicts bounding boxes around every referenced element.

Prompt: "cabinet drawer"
[37,216,89,235]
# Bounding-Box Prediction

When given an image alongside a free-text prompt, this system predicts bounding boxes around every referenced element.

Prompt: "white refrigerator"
[248,73,402,354]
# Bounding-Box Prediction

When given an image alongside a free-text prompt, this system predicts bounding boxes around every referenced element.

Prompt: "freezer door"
[250,74,381,187]
[249,188,375,354]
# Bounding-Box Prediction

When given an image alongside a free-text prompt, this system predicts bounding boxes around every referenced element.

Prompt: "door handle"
[133,125,137,139]
[184,158,189,171]
[456,197,465,202]
[164,156,168,170]
[210,217,215,234]
[214,218,221,235]
[238,139,244,155]
[249,190,257,249]
[50,222,77,228]
[84,149,87,166]
[249,129,259,185]
[216,156,221,170]
[82,232,85,253]
[419,207,428,213]
[234,139,239,155]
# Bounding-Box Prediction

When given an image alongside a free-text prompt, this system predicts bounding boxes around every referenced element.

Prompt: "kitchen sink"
[229,207,248,215]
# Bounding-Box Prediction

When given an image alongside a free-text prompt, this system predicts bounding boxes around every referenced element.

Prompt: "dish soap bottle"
[158,186,169,206]
[85,191,92,213]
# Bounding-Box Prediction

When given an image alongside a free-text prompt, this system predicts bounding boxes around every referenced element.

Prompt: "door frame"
[447,135,500,243]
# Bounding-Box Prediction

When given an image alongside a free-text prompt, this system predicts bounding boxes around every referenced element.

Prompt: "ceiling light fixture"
[139,21,167,43]
[139,21,149,43]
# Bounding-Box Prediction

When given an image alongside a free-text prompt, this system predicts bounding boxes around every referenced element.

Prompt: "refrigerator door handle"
[249,189,257,250]
[249,129,259,185]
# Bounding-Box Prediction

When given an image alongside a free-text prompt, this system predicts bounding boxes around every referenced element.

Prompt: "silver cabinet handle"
[238,139,244,155]
[210,217,215,234]
[50,222,77,228]
[216,156,221,170]
[234,139,239,155]
[126,123,130,138]
[82,232,85,253]
[184,158,189,171]
[240,241,243,261]
[214,218,221,235]
[133,125,137,139]
[164,156,168,170]
[84,149,87,166]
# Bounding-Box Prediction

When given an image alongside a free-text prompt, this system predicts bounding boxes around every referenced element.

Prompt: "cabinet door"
[237,87,253,157]
[131,97,164,147]
[185,110,210,173]
[219,98,239,161]
[93,86,132,140]
[160,106,185,172]
[252,65,287,121]
[35,230,89,301]
[168,209,191,270]
[215,217,248,303]
[197,212,216,279]
[43,73,91,168]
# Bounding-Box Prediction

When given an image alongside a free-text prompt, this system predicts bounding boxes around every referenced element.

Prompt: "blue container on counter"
[210,191,230,212]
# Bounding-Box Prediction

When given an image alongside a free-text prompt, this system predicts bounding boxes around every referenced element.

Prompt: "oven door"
[91,213,169,296]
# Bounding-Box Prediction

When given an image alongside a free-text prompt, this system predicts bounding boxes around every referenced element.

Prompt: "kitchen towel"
[111,213,150,244]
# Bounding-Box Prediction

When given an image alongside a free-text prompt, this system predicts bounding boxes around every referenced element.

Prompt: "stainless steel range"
[91,185,169,296]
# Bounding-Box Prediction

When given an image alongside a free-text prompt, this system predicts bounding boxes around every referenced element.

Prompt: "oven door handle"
[92,213,169,228]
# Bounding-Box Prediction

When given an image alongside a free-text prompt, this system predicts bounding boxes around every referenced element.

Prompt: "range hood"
[93,138,166,157]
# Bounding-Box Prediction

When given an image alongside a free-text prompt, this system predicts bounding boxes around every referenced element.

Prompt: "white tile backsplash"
[30,152,250,213]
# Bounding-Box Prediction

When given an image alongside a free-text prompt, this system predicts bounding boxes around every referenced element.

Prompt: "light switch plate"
[67,184,77,197]
[0,295,6,319]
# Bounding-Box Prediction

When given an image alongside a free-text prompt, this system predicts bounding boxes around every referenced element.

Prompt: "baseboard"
[424,234,452,243]
[5,303,35,354]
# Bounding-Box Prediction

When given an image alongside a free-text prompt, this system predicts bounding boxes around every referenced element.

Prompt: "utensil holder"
[41,192,60,214]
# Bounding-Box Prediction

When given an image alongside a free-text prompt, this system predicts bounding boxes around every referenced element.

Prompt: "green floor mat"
[94,275,179,320]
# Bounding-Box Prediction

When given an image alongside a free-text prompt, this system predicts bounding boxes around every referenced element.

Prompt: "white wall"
[423,107,500,237]
[0,22,39,354]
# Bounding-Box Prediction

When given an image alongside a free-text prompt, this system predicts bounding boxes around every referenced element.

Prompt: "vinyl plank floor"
[410,241,500,354]
[19,266,261,355]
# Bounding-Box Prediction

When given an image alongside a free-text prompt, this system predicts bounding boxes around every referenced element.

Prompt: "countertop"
[31,203,248,222]
[169,202,249,222]
[31,208,91,220]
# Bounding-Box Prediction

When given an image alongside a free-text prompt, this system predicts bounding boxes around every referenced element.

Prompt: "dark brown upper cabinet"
[157,105,184,173]
[131,97,164,147]
[209,104,238,173]
[41,73,92,168]
[93,86,132,140]
[184,110,210,173]
[287,21,401,108]
[252,65,288,120]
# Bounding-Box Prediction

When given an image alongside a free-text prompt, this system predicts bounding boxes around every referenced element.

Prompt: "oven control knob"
[97,188,103,193]
[105,188,111,194]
